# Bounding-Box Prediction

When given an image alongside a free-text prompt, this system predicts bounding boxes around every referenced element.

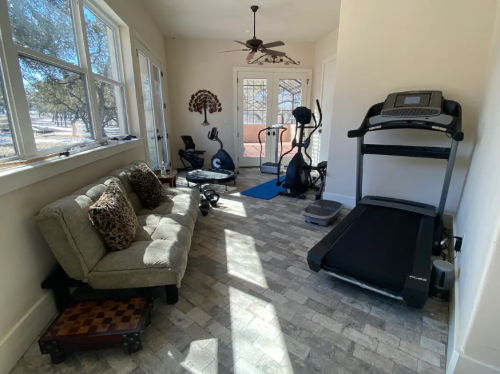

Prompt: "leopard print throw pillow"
[129,163,170,209]
[88,181,138,251]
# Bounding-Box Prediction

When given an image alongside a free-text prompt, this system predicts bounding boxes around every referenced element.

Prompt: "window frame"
[0,0,129,160]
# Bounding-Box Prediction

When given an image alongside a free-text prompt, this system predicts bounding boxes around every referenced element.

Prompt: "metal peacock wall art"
[188,90,222,125]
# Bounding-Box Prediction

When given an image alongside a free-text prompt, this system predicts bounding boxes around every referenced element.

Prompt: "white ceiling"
[142,0,341,43]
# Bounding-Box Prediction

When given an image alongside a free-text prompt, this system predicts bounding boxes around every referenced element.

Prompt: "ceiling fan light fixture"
[219,5,286,61]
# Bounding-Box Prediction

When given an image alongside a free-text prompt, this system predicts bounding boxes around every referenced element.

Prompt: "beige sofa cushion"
[88,224,192,288]
[37,194,109,280]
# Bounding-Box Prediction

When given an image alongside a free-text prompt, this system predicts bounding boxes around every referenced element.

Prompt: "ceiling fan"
[220,5,286,61]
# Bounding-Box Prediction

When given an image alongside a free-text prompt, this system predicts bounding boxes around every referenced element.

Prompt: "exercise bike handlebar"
[208,127,223,149]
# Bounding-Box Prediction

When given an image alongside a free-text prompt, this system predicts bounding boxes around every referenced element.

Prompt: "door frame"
[132,30,172,168]
[317,54,337,163]
[233,67,313,168]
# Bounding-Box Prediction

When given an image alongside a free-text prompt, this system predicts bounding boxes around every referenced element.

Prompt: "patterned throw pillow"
[88,181,138,251]
[129,163,170,209]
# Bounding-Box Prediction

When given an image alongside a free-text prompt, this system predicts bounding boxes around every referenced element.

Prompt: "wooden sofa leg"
[165,285,179,305]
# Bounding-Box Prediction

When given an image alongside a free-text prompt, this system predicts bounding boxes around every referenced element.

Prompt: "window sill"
[0,139,143,197]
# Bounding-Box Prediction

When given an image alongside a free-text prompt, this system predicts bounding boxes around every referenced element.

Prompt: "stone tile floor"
[11,169,448,374]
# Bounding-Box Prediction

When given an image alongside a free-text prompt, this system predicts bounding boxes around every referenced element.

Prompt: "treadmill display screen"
[394,93,431,108]
[404,97,421,105]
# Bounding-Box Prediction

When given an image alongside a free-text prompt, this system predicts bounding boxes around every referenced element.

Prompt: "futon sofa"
[36,160,200,308]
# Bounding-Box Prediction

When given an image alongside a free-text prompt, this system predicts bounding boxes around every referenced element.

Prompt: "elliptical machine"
[208,127,237,171]
[276,100,322,199]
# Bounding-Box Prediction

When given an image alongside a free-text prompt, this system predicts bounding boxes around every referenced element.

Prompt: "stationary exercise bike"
[276,100,322,199]
[178,128,237,172]
[208,127,236,171]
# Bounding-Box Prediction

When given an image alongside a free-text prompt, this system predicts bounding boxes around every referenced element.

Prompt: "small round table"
[186,169,237,216]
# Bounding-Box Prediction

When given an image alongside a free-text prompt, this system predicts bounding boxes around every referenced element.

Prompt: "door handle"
[273,131,275,136]
[267,131,270,136]
[156,128,164,141]
[319,129,322,134]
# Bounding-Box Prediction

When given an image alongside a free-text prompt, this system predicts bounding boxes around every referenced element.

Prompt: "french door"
[237,71,310,167]
[137,45,169,171]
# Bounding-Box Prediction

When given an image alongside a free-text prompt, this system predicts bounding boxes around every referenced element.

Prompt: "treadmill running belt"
[322,205,423,292]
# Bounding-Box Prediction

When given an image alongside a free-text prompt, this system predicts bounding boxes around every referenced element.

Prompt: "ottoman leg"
[50,352,70,364]
[165,285,179,305]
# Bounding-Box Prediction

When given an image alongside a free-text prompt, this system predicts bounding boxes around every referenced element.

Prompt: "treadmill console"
[367,90,456,133]
[381,91,443,117]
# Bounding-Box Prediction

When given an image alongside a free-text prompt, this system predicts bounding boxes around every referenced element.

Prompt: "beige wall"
[0,1,164,372]
[323,0,496,214]
[452,3,500,372]
[164,39,315,168]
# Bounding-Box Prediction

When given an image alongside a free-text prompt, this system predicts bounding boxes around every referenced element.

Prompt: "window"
[0,0,128,160]
[0,63,17,160]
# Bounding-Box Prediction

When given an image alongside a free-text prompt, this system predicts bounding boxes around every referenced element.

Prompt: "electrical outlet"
[224,118,233,124]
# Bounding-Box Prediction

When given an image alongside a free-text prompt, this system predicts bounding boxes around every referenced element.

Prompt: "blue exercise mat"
[241,176,285,200]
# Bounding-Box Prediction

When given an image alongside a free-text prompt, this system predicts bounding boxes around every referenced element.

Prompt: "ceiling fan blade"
[247,51,256,61]
[234,40,250,47]
[261,41,285,48]
[220,49,250,53]
[261,48,286,57]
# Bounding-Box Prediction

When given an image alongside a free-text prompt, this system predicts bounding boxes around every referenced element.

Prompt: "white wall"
[323,0,496,214]
[452,3,500,372]
[0,1,165,373]
[311,28,339,106]
[311,29,339,163]
[164,39,315,168]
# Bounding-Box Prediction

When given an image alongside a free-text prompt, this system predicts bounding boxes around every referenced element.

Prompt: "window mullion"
[0,0,36,158]
[72,0,102,141]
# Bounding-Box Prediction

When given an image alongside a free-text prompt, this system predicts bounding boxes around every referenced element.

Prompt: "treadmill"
[307,90,463,309]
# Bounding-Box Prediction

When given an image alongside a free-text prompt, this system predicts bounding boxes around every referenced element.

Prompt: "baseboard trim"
[0,292,56,374]
[453,353,500,374]
[446,215,460,374]
[323,192,356,208]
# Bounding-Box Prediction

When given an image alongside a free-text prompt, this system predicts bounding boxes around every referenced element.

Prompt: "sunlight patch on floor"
[217,199,247,217]
[224,229,267,288]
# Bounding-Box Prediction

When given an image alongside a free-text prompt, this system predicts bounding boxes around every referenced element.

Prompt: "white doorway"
[234,68,312,168]
[136,39,170,171]
[316,55,337,163]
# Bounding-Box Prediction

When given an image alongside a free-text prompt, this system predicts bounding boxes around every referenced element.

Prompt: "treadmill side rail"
[402,216,434,309]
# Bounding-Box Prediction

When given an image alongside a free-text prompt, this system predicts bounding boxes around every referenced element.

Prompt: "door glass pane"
[277,79,303,157]
[19,56,93,151]
[94,80,127,138]
[138,52,159,170]
[0,65,17,159]
[7,0,79,65]
[84,7,119,80]
[153,65,168,164]
[243,78,267,158]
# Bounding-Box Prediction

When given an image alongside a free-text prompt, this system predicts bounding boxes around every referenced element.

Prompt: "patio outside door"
[236,71,309,167]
